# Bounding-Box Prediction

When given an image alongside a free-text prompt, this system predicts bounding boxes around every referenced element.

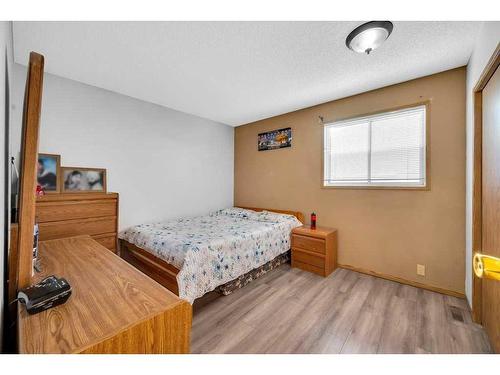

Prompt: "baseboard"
[337,263,466,299]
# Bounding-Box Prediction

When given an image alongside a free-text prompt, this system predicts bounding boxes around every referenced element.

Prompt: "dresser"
[18,236,192,353]
[291,226,337,277]
[36,193,119,253]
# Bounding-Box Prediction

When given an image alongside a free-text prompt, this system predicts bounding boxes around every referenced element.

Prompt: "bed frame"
[119,207,304,296]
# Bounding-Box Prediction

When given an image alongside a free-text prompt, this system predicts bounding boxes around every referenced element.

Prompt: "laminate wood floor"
[191,265,492,354]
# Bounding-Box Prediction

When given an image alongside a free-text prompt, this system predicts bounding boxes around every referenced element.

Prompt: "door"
[482,63,500,353]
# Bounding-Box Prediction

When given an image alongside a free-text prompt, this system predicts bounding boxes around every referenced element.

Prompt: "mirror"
[15,52,44,290]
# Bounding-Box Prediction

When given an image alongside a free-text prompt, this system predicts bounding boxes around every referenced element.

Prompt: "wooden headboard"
[236,206,304,224]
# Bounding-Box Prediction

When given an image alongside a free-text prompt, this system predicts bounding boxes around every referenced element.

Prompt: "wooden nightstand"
[291,226,337,277]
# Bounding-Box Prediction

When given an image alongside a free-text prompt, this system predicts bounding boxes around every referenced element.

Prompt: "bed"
[118,207,304,303]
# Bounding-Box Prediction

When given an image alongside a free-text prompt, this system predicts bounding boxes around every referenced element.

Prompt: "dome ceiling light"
[346,21,394,55]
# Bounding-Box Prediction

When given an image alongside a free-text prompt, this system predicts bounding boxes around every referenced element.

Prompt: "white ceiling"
[13,21,482,126]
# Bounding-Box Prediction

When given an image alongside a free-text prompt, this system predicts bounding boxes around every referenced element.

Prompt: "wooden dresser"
[291,226,337,277]
[36,193,119,253]
[18,236,192,354]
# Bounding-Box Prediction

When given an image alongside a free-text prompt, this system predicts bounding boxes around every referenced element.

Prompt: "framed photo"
[61,167,107,193]
[37,153,61,193]
[258,127,292,151]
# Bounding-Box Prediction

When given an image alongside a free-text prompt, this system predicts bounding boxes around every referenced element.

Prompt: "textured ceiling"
[13,21,482,126]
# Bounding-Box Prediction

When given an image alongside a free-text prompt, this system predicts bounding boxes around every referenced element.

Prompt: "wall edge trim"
[338,263,466,299]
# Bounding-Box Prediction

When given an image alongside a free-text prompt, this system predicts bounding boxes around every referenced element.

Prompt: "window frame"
[321,101,431,190]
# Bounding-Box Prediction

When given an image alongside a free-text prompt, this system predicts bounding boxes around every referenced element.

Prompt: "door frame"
[472,43,500,323]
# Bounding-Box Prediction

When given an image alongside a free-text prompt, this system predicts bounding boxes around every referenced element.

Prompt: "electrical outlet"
[417,264,426,276]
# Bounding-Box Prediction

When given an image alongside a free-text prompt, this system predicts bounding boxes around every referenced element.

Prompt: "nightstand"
[291,226,337,277]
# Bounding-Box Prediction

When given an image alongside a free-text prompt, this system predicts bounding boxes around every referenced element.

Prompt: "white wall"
[465,22,500,304]
[11,63,234,230]
[0,21,13,353]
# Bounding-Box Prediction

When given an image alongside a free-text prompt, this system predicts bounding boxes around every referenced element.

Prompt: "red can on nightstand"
[310,212,316,230]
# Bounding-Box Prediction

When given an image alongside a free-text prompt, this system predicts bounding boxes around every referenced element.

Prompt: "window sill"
[321,184,429,191]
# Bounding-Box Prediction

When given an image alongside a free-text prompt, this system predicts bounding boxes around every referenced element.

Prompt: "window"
[323,105,427,188]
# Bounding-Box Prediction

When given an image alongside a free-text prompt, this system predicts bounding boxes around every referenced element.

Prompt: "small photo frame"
[37,153,61,193]
[61,167,107,193]
[258,127,292,151]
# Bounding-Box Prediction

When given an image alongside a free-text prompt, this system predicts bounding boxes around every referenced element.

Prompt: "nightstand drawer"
[291,259,325,277]
[292,234,325,254]
[292,248,325,268]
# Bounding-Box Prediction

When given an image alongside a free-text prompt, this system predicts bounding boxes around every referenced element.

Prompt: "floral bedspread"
[119,208,302,303]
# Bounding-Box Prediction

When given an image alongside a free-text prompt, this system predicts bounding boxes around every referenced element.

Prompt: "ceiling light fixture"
[346,21,393,55]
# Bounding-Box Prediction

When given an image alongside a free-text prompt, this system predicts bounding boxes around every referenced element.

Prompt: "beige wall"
[235,67,466,294]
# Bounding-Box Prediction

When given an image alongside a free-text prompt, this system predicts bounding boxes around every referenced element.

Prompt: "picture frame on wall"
[37,153,61,193]
[61,167,107,193]
[258,127,292,151]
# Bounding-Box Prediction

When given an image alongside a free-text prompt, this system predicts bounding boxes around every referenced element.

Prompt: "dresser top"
[36,192,118,202]
[18,235,185,354]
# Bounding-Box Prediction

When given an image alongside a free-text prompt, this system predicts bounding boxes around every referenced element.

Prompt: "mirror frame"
[16,52,44,290]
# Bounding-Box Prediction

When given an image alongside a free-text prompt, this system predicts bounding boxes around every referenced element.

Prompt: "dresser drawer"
[292,234,325,254]
[292,248,325,268]
[37,200,117,222]
[291,259,325,277]
[92,233,117,252]
[39,217,117,241]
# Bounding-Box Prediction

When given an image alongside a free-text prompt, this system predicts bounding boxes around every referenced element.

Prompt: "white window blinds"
[324,105,426,187]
